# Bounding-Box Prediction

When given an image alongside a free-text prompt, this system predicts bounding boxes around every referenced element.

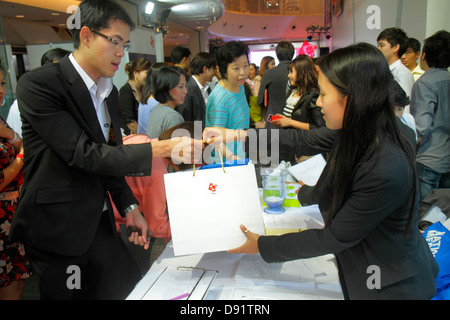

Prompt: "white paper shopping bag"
[164,162,265,256]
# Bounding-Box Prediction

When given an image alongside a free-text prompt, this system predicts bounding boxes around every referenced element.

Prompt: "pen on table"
[170,292,189,300]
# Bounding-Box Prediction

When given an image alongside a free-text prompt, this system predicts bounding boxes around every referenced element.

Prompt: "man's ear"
[420,52,426,62]
[79,26,93,48]
[392,43,400,54]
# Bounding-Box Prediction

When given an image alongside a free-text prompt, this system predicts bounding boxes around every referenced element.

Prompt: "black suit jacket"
[257,60,290,129]
[257,127,438,299]
[181,76,208,129]
[10,57,153,256]
[289,89,324,129]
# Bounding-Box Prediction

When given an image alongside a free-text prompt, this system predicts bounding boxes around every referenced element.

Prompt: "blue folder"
[198,158,249,170]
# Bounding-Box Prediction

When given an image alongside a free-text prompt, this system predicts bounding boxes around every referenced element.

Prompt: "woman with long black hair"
[204,43,438,299]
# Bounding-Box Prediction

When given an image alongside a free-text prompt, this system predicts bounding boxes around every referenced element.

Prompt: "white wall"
[331,0,446,50]
[21,27,162,89]
[113,27,163,88]
[425,0,450,37]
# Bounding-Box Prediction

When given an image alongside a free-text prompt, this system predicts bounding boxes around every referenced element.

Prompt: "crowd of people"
[0,0,448,301]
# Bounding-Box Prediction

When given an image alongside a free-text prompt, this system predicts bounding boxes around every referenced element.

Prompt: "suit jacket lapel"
[60,57,106,143]
[189,78,207,111]
[106,89,123,146]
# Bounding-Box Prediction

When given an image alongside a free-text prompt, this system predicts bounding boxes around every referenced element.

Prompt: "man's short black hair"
[215,41,249,79]
[171,46,191,65]
[70,0,135,49]
[377,27,409,57]
[392,81,410,108]
[422,30,450,69]
[406,38,421,53]
[41,48,72,66]
[275,41,295,61]
[190,52,217,75]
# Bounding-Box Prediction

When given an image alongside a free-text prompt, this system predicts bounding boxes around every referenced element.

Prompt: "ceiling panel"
[0,0,224,47]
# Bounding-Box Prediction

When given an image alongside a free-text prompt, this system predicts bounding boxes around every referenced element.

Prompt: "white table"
[127,198,343,300]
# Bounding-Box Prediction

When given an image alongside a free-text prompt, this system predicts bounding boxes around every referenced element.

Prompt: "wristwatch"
[123,203,139,216]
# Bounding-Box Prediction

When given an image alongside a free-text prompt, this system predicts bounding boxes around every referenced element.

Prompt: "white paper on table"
[164,163,266,256]
[263,205,324,230]
[287,154,326,186]
[140,266,218,300]
[234,254,322,287]
[141,266,203,300]
[231,287,330,300]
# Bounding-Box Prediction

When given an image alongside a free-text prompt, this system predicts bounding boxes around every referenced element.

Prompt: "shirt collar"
[193,75,209,92]
[389,59,402,71]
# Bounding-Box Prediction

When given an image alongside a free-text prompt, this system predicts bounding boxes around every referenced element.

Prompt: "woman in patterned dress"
[0,61,32,299]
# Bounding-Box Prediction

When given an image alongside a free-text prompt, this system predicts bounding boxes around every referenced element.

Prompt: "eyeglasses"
[90,29,130,51]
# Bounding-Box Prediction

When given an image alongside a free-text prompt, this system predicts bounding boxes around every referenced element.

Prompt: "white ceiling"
[0,0,224,47]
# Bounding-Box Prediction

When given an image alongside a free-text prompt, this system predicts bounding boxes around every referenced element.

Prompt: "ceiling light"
[16,15,25,18]
[145,2,155,15]
[172,4,190,12]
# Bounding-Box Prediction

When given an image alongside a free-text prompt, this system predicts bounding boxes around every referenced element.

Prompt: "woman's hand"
[272,114,292,128]
[202,127,226,147]
[0,122,14,140]
[227,225,261,255]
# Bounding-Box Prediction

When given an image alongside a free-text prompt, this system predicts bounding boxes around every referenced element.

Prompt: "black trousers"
[26,213,141,300]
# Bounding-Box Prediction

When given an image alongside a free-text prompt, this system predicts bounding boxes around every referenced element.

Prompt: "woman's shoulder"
[119,81,132,92]
[356,140,411,184]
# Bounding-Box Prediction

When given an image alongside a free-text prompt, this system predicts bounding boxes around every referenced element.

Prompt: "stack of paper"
[287,154,326,186]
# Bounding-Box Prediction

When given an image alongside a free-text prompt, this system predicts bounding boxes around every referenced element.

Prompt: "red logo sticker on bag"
[209,183,217,194]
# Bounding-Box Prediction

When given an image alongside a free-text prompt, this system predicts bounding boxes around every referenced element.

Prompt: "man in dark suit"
[180,52,217,129]
[257,41,295,129]
[9,0,202,300]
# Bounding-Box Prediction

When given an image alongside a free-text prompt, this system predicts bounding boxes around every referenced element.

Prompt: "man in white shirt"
[180,52,217,128]
[10,0,202,300]
[377,27,415,113]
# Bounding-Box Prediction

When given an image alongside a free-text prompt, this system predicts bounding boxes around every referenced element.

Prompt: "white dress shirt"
[192,75,210,106]
[390,59,414,114]
[69,54,113,142]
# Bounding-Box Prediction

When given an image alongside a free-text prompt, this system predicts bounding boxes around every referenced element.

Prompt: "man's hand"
[169,136,204,165]
[125,208,150,250]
